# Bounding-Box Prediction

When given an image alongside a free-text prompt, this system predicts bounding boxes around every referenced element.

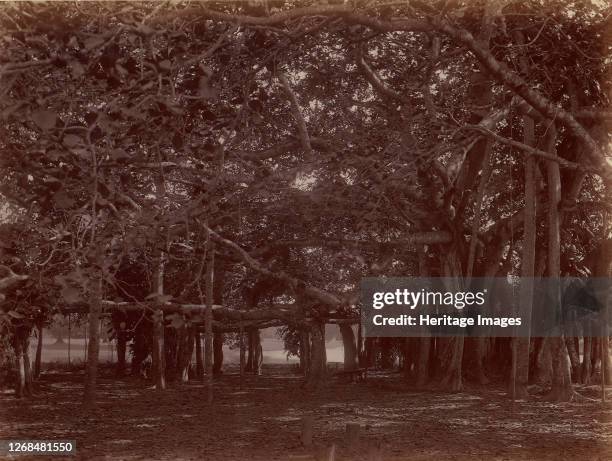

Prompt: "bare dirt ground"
[1,365,611,461]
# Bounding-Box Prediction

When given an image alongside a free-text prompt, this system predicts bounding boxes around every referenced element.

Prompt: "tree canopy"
[0,0,610,398]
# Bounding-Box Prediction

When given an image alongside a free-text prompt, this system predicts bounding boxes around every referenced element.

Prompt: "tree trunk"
[299,329,311,375]
[364,337,377,369]
[415,337,431,387]
[549,337,573,401]
[402,338,416,377]
[84,277,102,407]
[116,324,127,377]
[164,327,179,383]
[213,332,224,375]
[544,125,574,401]
[379,338,394,369]
[440,337,464,392]
[195,331,204,380]
[13,329,33,398]
[151,309,166,390]
[23,339,33,395]
[239,326,245,387]
[305,322,326,389]
[34,320,43,379]
[357,321,364,367]
[511,166,536,398]
[15,339,26,398]
[592,337,601,378]
[204,238,214,404]
[339,324,357,371]
[150,242,167,389]
[565,334,581,382]
[246,329,254,372]
[491,338,513,377]
[131,324,149,376]
[529,337,544,384]
[508,30,537,401]
[415,245,431,386]
[474,338,489,385]
[247,329,262,374]
[246,329,263,375]
[464,338,489,385]
[582,335,593,384]
[174,327,186,382]
[212,255,225,377]
[439,252,464,392]
[534,337,553,385]
[178,326,195,382]
[602,336,612,385]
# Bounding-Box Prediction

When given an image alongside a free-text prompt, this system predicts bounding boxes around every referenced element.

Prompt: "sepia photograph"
[0,1,611,460]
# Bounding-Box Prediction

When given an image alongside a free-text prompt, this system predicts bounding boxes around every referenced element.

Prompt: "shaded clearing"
[2,365,611,460]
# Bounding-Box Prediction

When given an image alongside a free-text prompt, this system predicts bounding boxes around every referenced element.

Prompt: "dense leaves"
[0,0,610,395]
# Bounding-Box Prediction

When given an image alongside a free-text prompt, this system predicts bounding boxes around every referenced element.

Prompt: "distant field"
[31,335,345,365]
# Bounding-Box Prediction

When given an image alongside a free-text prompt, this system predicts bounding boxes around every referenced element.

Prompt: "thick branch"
[0,266,29,291]
[155,4,608,181]
[465,138,493,280]
[465,125,598,173]
[201,224,343,308]
[61,301,358,326]
[355,44,408,102]
[432,18,612,182]
[253,232,452,253]
[574,108,612,121]
[278,73,313,158]
[233,137,332,163]
[0,58,54,76]
[161,5,430,32]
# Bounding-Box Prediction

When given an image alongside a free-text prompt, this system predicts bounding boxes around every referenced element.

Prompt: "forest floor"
[1,365,611,461]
